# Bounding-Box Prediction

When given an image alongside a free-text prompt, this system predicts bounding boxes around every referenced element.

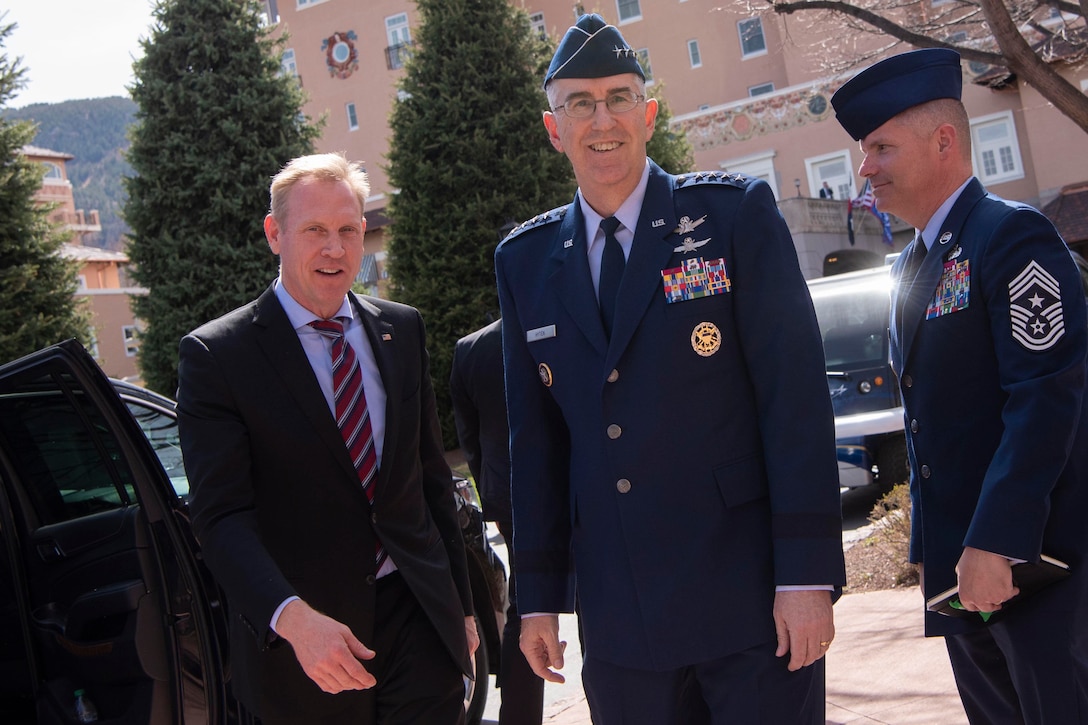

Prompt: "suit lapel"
[896,179,986,366]
[606,165,678,368]
[550,200,610,358]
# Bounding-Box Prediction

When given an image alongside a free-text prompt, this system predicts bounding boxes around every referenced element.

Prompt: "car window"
[122,399,190,499]
[810,273,892,371]
[0,370,136,525]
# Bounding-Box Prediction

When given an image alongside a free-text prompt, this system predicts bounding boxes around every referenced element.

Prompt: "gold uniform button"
[616,479,632,493]
[606,424,622,439]
[607,369,620,383]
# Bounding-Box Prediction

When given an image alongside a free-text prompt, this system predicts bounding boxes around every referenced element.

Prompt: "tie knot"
[309,318,346,338]
[600,216,621,236]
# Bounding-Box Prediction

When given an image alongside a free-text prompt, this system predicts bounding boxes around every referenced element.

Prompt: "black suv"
[0,340,505,724]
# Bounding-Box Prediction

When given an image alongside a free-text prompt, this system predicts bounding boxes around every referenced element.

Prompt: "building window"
[76,275,87,290]
[720,149,779,199]
[346,102,359,131]
[40,161,64,183]
[971,111,1023,185]
[386,13,412,70]
[617,0,642,23]
[637,48,654,83]
[281,48,298,77]
[122,325,141,358]
[805,150,854,200]
[688,39,701,68]
[748,82,774,96]
[738,18,766,58]
[530,12,546,38]
[297,0,328,8]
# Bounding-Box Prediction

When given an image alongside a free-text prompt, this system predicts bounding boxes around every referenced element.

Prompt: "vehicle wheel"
[464,616,489,725]
[876,436,909,491]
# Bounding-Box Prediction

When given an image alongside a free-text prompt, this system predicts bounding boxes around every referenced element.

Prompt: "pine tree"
[646,82,695,176]
[124,0,321,395]
[0,19,91,364]
[386,0,574,445]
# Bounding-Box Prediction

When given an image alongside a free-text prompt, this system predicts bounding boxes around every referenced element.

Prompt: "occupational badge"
[691,322,721,357]
[947,244,962,261]
[939,231,953,245]
[1008,260,1065,351]
[662,257,731,304]
[538,362,554,387]
[926,259,970,319]
[673,237,710,253]
[672,215,707,236]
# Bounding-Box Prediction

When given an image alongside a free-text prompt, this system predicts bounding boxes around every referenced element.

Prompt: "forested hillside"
[4,97,135,250]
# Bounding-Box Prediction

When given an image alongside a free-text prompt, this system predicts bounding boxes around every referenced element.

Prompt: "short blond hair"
[269,152,370,223]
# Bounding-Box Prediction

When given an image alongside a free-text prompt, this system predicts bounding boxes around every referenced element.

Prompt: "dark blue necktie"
[598,216,625,337]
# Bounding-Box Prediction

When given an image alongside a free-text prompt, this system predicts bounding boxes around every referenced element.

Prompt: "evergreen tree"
[0,19,90,364]
[646,82,695,176]
[386,0,574,445]
[124,0,321,394]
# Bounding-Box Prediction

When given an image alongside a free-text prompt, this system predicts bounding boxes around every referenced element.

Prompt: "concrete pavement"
[483,587,969,725]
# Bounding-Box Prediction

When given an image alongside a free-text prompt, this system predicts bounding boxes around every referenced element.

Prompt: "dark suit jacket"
[495,162,845,671]
[449,319,511,525]
[890,177,1088,637]
[177,286,472,719]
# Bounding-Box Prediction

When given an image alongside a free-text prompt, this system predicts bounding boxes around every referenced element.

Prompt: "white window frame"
[386,13,410,46]
[748,82,774,97]
[297,0,329,8]
[720,149,779,199]
[970,110,1024,185]
[738,17,767,59]
[637,48,654,85]
[122,325,140,357]
[281,48,297,77]
[804,149,855,201]
[346,102,359,131]
[687,39,702,68]
[617,0,642,23]
[530,12,546,37]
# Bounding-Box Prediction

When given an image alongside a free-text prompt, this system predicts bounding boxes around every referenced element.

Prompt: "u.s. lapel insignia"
[673,215,707,236]
[691,322,721,357]
[1009,260,1065,351]
[673,236,710,253]
[651,218,666,228]
[563,239,573,249]
[538,362,554,387]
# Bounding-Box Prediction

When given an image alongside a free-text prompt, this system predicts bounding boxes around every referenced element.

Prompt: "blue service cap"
[544,13,645,89]
[831,48,963,141]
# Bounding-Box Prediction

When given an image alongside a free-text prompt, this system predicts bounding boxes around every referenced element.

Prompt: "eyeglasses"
[551,91,645,119]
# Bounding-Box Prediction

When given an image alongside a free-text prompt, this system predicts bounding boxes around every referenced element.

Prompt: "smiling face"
[265,177,366,320]
[544,73,657,216]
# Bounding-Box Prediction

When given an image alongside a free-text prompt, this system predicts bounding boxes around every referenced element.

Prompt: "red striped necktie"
[309,318,385,568]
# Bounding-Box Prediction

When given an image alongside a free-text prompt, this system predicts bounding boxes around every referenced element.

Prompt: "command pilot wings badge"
[674,237,710,253]
[1009,260,1065,351]
[673,215,707,236]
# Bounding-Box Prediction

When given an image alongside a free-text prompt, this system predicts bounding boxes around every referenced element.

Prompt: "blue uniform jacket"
[891,178,1088,637]
[495,162,845,670]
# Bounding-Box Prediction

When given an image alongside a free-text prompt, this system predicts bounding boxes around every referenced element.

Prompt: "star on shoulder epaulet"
[502,206,568,242]
[675,171,748,190]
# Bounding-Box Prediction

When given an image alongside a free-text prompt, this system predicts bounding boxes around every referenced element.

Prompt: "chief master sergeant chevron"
[494,13,846,723]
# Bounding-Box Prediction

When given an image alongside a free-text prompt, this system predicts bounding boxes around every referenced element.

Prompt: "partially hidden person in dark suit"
[450,319,545,725]
[819,181,834,199]
[177,153,478,725]
[493,14,845,724]
[832,48,1088,724]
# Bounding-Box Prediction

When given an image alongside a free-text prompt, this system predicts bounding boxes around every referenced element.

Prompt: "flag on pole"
[847,179,894,246]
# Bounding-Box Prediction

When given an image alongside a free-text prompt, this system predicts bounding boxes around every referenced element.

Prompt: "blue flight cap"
[544,13,645,89]
[831,48,963,141]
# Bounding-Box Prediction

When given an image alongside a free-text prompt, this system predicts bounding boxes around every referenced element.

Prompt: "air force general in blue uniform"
[496,13,845,724]
[833,49,1088,723]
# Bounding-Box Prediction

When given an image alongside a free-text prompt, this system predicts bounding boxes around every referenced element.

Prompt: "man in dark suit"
[832,49,1088,723]
[177,152,477,725]
[494,14,845,723]
[819,181,834,199]
[450,319,545,725]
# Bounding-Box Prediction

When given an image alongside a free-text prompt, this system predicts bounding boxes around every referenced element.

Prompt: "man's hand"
[465,616,480,656]
[773,590,835,672]
[275,599,377,693]
[956,547,1018,612]
[519,615,567,683]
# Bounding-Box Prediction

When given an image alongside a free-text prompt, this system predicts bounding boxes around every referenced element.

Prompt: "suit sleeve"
[730,181,846,587]
[450,341,484,486]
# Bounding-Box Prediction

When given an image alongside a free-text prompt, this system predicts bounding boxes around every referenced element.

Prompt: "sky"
[3,0,156,108]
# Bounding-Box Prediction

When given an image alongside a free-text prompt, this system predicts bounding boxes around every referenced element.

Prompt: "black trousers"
[495,520,546,725]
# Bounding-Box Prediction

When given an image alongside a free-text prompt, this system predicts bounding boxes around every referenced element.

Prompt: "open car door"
[0,340,233,724]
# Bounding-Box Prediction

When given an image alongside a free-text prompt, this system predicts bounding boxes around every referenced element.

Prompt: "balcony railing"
[385,42,413,71]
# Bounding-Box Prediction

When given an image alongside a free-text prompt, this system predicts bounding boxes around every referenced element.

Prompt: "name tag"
[527,325,556,342]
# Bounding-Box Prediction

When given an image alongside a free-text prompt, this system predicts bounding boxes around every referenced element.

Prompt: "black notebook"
[926,554,1071,621]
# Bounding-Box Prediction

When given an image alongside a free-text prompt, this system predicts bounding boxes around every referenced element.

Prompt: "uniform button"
[616,479,632,493]
[920,465,931,478]
[365,575,376,585]
[607,424,622,439]
[607,369,620,383]
[903,374,913,388]
[910,419,919,433]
